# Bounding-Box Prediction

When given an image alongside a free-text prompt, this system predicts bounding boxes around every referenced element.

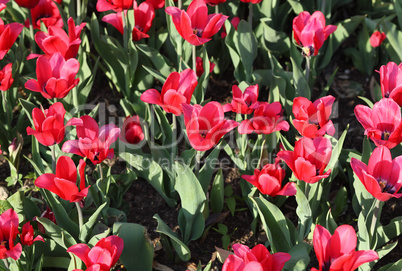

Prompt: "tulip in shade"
[370,31,386,47]
[354,98,402,149]
[25,52,80,99]
[35,17,86,60]
[238,102,289,134]
[277,137,332,184]
[223,84,259,115]
[293,11,337,57]
[165,0,228,46]
[35,156,89,202]
[28,0,63,29]
[120,115,144,144]
[0,63,14,91]
[222,243,291,271]
[195,56,215,77]
[205,0,226,6]
[182,102,239,151]
[36,207,56,234]
[351,146,402,201]
[379,62,402,106]
[26,102,73,146]
[292,95,336,138]
[242,158,297,197]
[141,69,197,116]
[102,1,155,41]
[312,225,378,271]
[0,17,23,60]
[15,0,40,9]
[20,222,44,246]
[0,209,22,260]
[97,0,134,12]
[67,236,124,271]
[62,116,121,165]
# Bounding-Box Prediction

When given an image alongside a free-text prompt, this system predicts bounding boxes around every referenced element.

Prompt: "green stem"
[1,91,10,127]
[2,259,8,269]
[98,164,103,180]
[178,0,182,9]
[172,114,177,158]
[304,183,311,200]
[122,10,128,53]
[192,45,196,72]
[215,4,218,14]
[75,201,83,231]
[28,12,36,54]
[51,144,57,173]
[305,56,311,84]
[248,3,253,28]
[77,0,82,24]
[195,151,202,179]
[370,199,381,236]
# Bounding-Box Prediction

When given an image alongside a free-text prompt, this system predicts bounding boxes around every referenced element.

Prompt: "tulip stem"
[2,259,8,269]
[178,0,182,9]
[305,56,311,85]
[304,183,310,200]
[77,0,82,24]
[215,5,219,14]
[172,114,177,158]
[192,45,196,72]
[75,202,83,232]
[51,145,56,173]
[1,91,10,127]
[370,199,382,237]
[195,151,202,178]
[98,164,104,180]
[122,10,128,53]
[28,12,36,54]
[248,3,253,28]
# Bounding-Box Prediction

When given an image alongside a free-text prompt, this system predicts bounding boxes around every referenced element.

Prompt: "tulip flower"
[223,84,259,115]
[96,0,134,12]
[62,116,121,165]
[0,1,8,10]
[370,31,386,47]
[222,243,291,271]
[67,236,124,271]
[165,0,228,46]
[354,98,402,149]
[238,102,289,134]
[242,158,297,197]
[312,225,378,271]
[351,146,402,201]
[36,207,56,234]
[25,52,80,99]
[292,95,336,138]
[221,17,240,39]
[120,115,144,144]
[141,69,197,116]
[146,0,164,9]
[0,209,22,260]
[35,156,89,202]
[35,17,86,59]
[195,56,215,77]
[28,0,63,29]
[277,137,332,184]
[292,11,337,57]
[182,102,239,151]
[0,63,14,91]
[239,0,261,3]
[102,1,155,41]
[205,0,226,6]
[0,18,23,60]
[20,222,44,246]
[379,62,402,106]
[26,102,71,146]
[15,0,40,9]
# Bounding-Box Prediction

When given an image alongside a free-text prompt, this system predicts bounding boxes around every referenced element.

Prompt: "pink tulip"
[0,209,22,260]
[379,62,402,106]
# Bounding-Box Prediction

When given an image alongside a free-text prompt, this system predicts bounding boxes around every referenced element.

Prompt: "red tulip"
[221,17,240,39]
[35,17,86,59]
[354,98,402,149]
[0,17,23,60]
[102,1,155,41]
[0,209,22,260]
[15,0,40,8]
[182,101,239,151]
[222,243,291,271]
[292,95,336,138]
[242,158,297,197]
[35,156,89,202]
[28,0,63,29]
[146,0,164,9]
[67,236,124,271]
[239,0,261,3]
[20,222,44,246]
[379,62,402,106]
[97,0,134,12]
[0,63,14,91]
[0,1,8,10]
[351,146,402,201]
[141,69,197,116]
[370,31,386,47]
[238,102,289,134]
[36,207,56,234]
[165,0,228,46]
[62,116,121,165]
[26,102,70,146]
[205,0,226,6]
[277,137,332,184]
[120,115,144,144]
[25,52,80,99]
[195,56,215,77]
[223,84,259,115]
[312,225,378,271]
[293,11,337,57]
